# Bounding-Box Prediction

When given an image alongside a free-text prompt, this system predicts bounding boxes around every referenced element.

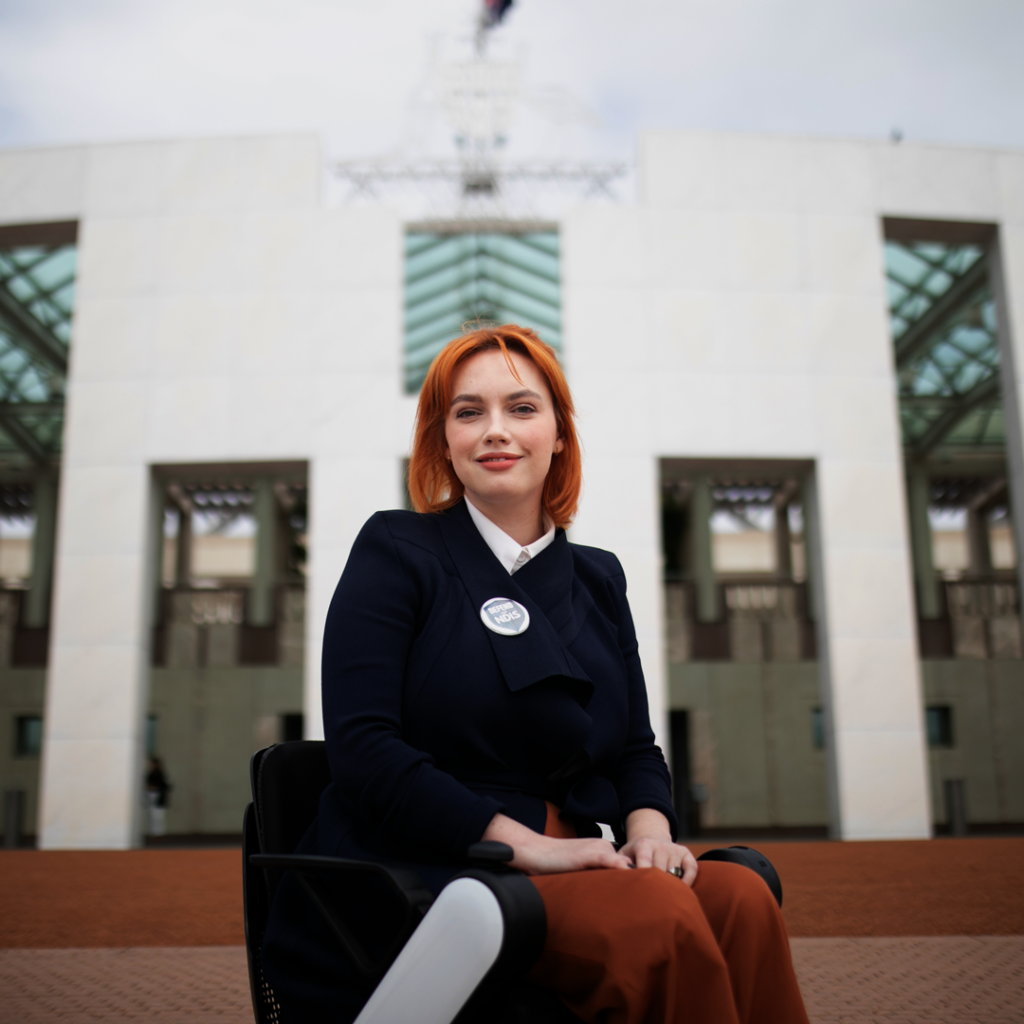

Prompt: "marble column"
[689,476,718,622]
[24,472,58,629]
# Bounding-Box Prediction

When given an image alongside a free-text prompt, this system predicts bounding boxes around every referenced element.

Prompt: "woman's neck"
[466,494,546,547]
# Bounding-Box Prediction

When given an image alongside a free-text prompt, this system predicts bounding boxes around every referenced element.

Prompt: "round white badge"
[480,597,531,636]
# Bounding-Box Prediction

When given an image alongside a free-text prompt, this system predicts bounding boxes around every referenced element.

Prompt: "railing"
[0,585,307,670]
[669,574,1023,662]
[918,576,1022,660]
[151,585,305,668]
[665,578,816,663]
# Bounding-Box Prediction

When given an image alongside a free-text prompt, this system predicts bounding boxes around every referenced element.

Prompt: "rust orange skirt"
[525,803,809,1024]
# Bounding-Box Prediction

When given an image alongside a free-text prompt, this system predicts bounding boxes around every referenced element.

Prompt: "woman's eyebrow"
[450,389,542,406]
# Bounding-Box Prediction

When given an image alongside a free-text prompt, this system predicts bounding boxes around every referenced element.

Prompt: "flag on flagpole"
[483,0,514,27]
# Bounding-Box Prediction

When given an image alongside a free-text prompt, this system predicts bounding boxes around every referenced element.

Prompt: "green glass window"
[926,705,954,748]
[404,231,561,394]
[884,241,1003,457]
[0,241,75,463]
[15,715,42,757]
[810,707,825,750]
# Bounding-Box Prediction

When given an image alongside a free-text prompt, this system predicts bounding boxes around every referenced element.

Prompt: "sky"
[0,0,1022,165]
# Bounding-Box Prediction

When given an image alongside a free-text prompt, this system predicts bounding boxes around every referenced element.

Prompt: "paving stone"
[792,936,1024,1024]
[2,938,1022,1023]
[0,947,251,1023]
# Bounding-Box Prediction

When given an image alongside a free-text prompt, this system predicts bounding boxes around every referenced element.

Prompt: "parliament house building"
[0,130,1022,848]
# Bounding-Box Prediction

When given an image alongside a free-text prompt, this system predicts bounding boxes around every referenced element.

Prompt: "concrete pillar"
[966,507,993,575]
[39,466,160,849]
[689,476,718,622]
[775,500,792,578]
[813,459,931,840]
[148,481,167,631]
[24,472,58,629]
[175,505,192,588]
[801,473,841,838]
[906,466,940,618]
[250,478,276,627]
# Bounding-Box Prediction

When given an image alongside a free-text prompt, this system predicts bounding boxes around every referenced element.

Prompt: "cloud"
[0,0,1022,157]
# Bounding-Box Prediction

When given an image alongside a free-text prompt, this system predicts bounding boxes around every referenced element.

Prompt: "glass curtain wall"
[0,223,76,845]
[884,221,1023,832]
[403,229,561,393]
[884,233,1020,659]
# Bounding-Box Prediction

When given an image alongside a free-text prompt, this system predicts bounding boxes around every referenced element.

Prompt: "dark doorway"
[282,713,304,742]
[670,710,700,838]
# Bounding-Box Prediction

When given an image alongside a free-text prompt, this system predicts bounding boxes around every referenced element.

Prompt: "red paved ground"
[0,849,244,948]
[0,837,1021,949]
[688,836,1024,938]
[791,936,1024,1023]
[2,939,1023,1023]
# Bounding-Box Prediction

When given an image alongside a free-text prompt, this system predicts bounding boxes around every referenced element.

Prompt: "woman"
[263,325,809,1024]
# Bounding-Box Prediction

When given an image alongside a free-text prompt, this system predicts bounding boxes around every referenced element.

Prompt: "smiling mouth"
[477,454,522,464]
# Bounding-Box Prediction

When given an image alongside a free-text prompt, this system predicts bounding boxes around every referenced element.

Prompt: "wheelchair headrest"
[252,740,332,859]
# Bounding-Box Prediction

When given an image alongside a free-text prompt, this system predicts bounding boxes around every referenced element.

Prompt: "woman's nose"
[483,417,509,444]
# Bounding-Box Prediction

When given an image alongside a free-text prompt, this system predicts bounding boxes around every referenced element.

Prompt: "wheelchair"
[242,740,783,1024]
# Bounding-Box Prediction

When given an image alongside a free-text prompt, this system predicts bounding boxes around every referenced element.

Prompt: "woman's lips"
[476,454,522,470]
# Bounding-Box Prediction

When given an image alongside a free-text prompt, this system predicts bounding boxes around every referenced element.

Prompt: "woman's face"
[444,348,563,515]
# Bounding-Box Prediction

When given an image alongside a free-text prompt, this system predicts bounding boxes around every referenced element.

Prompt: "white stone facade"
[0,130,1021,846]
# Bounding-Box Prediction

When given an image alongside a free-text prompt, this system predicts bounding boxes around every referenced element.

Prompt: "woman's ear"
[554,438,564,454]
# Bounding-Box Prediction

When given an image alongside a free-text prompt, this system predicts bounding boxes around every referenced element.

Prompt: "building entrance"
[660,458,829,837]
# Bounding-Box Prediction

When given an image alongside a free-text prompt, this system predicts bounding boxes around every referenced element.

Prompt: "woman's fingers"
[631,840,654,869]
[521,836,703,876]
[680,849,699,887]
[570,846,631,872]
[618,838,699,883]
[593,841,632,871]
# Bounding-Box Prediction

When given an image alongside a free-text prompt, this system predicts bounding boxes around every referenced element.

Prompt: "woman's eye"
[455,408,479,419]
[512,405,536,414]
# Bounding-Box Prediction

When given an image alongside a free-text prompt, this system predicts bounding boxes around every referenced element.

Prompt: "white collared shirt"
[464,497,556,575]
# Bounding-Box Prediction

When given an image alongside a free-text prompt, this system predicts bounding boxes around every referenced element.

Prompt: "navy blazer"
[315,500,677,892]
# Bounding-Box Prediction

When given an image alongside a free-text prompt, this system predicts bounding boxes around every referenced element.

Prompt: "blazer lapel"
[513,536,596,649]
[437,502,593,697]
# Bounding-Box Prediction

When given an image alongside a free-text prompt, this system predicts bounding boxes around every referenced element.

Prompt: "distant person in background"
[145,756,171,836]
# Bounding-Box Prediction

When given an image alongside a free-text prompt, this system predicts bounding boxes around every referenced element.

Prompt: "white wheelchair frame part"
[353,876,507,1024]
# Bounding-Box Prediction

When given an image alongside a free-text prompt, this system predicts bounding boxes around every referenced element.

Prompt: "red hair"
[408,325,582,529]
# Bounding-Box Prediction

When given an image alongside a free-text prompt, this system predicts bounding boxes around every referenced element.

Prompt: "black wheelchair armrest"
[249,853,434,980]
[451,841,546,981]
[249,841,545,1002]
[697,846,783,907]
[466,840,515,867]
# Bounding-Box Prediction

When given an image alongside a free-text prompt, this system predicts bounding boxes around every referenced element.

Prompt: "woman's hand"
[514,835,634,875]
[482,813,632,875]
[617,836,698,885]
[619,808,699,886]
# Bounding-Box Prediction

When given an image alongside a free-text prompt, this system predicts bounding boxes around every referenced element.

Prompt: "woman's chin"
[466,480,536,507]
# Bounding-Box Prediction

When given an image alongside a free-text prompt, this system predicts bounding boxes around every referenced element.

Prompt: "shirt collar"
[464,497,556,575]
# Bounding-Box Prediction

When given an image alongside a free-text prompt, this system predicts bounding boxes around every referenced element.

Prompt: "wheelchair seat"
[242,741,581,1024]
